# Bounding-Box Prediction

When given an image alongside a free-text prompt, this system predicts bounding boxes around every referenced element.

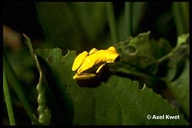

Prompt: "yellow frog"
[72,46,120,80]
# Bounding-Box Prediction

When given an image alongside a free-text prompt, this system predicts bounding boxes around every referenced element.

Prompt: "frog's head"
[106,46,121,63]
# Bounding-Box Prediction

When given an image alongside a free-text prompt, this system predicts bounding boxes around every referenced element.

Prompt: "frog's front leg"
[96,64,105,73]
[73,73,97,80]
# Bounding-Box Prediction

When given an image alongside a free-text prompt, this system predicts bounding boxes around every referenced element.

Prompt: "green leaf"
[166,33,189,119]
[3,69,16,125]
[167,61,189,119]
[114,31,172,76]
[35,48,188,125]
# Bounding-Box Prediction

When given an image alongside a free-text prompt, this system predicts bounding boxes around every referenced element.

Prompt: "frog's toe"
[89,48,98,55]
[73,73,96,80]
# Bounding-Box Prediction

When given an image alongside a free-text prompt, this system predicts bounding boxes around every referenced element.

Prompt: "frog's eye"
[108,46,117,53]
[114,56,121,62]
[125,46,137,56]
[106,54,120,63]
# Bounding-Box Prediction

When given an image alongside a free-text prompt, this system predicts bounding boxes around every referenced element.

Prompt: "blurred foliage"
[3,2,189,125]
[35,2,110,53]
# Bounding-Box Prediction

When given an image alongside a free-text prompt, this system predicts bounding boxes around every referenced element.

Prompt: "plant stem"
[3,53,40,125]
[125,2,132,36]
[3,69,16,125]
[172,2,185,35]
[106,2,118,44]
[23,34,51,125]
[181,2,189,32]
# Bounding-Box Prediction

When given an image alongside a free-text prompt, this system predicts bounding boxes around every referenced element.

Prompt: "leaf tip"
[140,83,147,91]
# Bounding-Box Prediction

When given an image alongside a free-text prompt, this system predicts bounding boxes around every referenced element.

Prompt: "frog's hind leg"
[89,48,98,55]
[72,51,88,71]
